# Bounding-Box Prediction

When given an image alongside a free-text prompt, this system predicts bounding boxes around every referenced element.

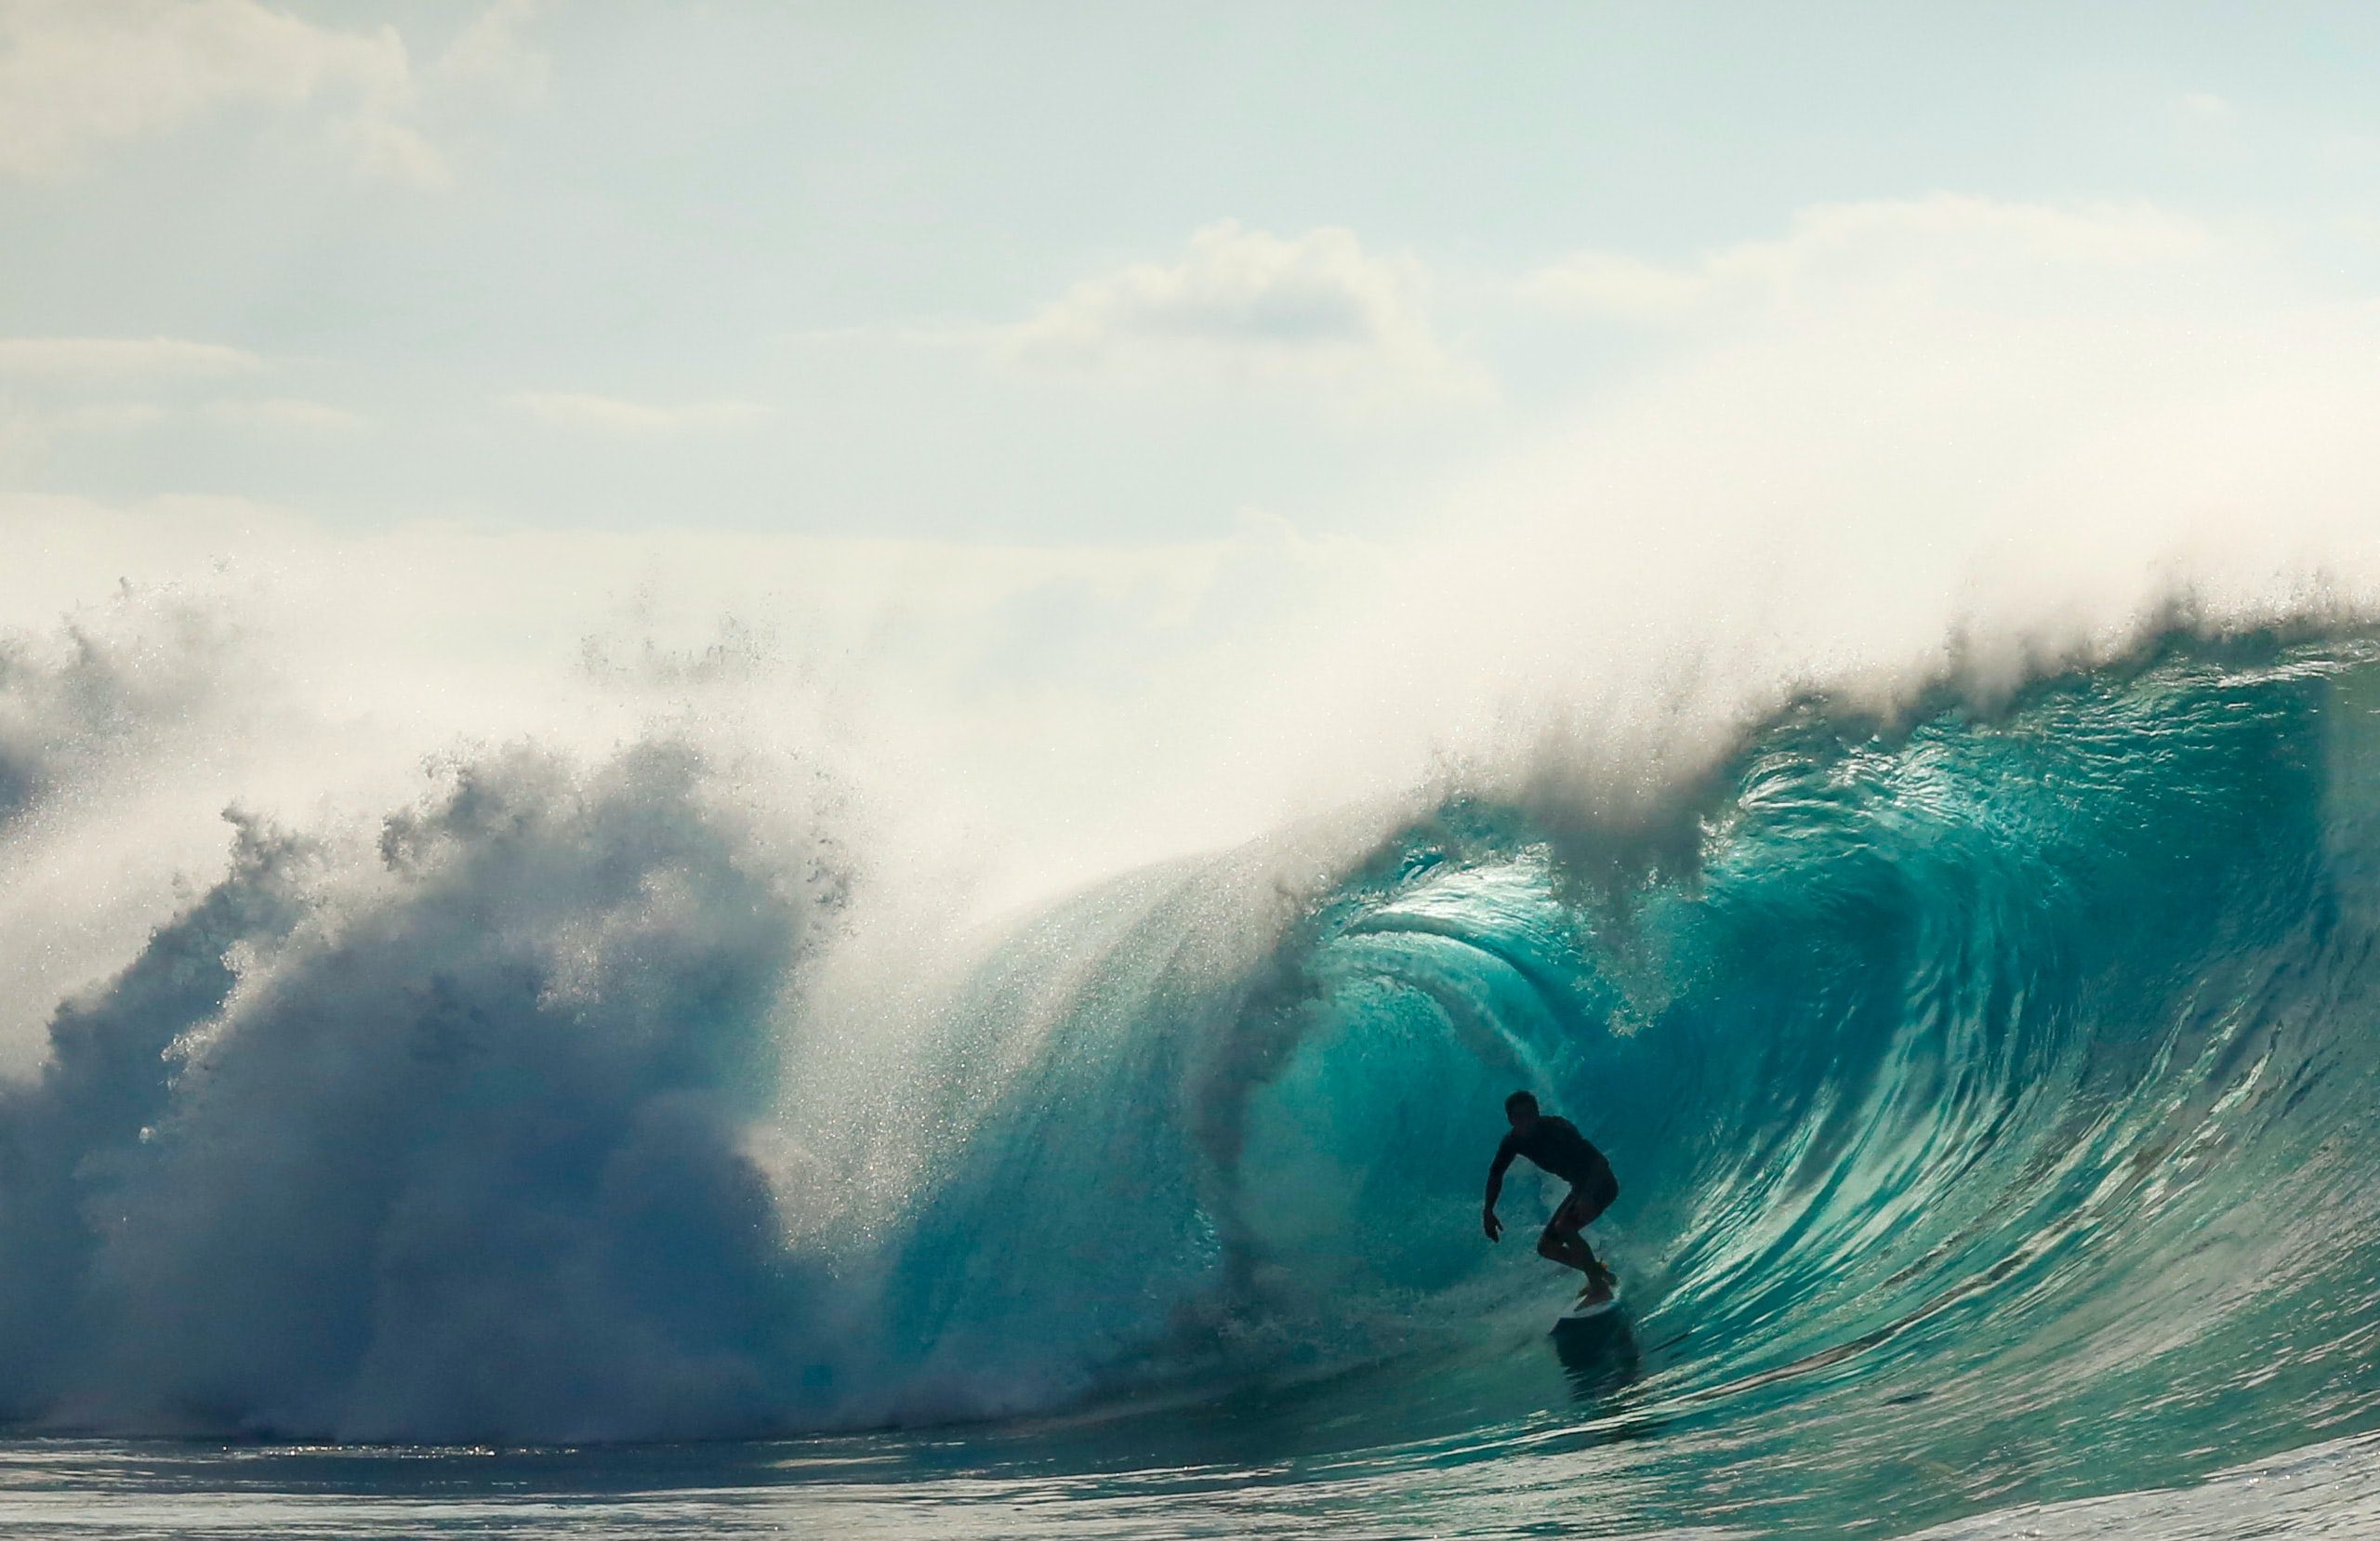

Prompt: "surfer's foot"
[1575,1278,1613,1307]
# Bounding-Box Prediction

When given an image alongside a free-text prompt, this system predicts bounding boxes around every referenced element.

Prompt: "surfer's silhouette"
[1483,1090,1620,1307]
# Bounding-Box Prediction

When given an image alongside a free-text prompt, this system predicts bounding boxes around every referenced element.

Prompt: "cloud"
[0,402,167,469]
[0,336,262,378]
[2178,91,2236,123]
[204,397,366,432]
[998,221,1489,407]
[435,0,551,106]
[503,392,771,433]
[1509,253,1712,324]
[1520,195,2215,326]
[0,0,444,186]
[0,343,336,465]
[33,402,169,434]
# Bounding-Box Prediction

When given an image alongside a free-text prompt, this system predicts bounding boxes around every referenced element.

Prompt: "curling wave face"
[5,632,2380,1534]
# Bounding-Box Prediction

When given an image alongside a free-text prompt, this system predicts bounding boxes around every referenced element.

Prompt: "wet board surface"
[1551,1294,1620,1334]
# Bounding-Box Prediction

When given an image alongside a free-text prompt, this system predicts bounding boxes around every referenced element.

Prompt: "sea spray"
[2,740,852,1442]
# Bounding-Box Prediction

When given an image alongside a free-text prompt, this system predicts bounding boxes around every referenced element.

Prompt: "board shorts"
[1545,1156,1620,1236]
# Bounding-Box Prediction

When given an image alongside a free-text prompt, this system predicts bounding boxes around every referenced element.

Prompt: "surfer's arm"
[1483,1139,1516,1240]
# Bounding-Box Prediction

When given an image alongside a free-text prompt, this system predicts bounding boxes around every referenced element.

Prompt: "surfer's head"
[1505,1089,1540,1131]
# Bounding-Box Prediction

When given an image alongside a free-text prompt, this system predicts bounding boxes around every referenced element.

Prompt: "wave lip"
[848,635,2380,1529]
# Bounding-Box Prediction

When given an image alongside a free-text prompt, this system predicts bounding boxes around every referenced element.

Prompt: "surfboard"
[1551,1292,1620,1334]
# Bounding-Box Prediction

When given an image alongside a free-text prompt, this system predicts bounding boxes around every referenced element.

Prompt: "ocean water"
[6,627,2380,1536]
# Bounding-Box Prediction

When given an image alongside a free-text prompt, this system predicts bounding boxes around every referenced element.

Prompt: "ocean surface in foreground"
[4,1425,2380,1539]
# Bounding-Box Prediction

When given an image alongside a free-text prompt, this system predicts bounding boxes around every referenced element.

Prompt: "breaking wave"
[4,607,2380,1532]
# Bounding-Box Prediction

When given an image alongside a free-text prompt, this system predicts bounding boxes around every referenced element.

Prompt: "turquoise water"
[6,633,2380,1535]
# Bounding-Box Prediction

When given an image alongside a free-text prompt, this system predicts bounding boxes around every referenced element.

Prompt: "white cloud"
[47,402,168,433]
[3,393,362,472]
[340,113,448,191]
[436,0,551,106]
[999,221,1489,407]
[1521,195,2215,326]
[2178,91,2236,123]
[0,401,168,471]
[205,397,365,432]
[1510,252,1712,324]
[0,0,445,186]
[0,336,262,378]
[504,392,771,433]
[1,400,167,443]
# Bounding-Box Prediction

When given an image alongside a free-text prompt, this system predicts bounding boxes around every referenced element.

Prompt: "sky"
[7,0,2380,551]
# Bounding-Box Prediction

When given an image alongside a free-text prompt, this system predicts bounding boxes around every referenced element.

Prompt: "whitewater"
[9,271,2380,1534]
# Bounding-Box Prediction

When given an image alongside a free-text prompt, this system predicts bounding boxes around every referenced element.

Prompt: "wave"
[3,619,2379,1531]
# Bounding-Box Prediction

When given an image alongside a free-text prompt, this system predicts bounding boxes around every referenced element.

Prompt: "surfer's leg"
[1546,1226,1612,1305]
[1566,1166,1620,1286]
[1550,1186,1617,1287]
[1536,1223,1589,1273]
[1540,1200,1600,1279]
[1549,1227,1604,1277]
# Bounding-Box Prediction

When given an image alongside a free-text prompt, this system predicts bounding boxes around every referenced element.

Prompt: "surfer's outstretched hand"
[1482,1208,1503,1242]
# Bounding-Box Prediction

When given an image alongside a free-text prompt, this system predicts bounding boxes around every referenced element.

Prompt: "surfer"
[1483,1090,1620,1307]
